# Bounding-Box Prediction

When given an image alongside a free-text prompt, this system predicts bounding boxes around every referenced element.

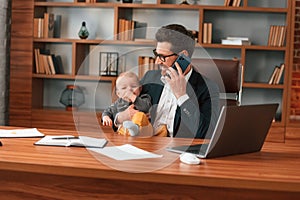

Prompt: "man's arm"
[175,74,220,139]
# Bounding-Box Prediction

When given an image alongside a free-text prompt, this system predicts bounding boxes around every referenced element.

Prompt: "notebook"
[166,103,278,158]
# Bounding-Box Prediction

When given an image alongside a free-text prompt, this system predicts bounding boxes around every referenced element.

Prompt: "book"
[138,56,155,78]
[221,39,251,45]
[232,0,241,7]
[202,23,212,44]
[224,0,233,6]
[267,25,286,47]
[267,25,275,46]
[42,54,51,74]
[33,18,39,38]
[47,55,56,74]
[202,23,208,44]
[268,64,285,84]
[36,18,44,38]
[34,135,108,148]
[43,13,49,38]
[268,66,279,84]
[207,23,212,44]
[53,15,62,38]
[118,18,136,40]
[39,49,51,74]
[0,128,44,138]
[226,36,249,41]
[34,48,40,73]
[274,63,285,84]
[278,25,287,47]
[52,55,64,74]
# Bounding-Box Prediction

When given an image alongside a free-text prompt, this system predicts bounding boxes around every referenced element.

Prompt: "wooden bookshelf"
[9,0,294,143]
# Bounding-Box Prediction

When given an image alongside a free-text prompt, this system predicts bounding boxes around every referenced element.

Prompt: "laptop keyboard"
[180,144,208,155]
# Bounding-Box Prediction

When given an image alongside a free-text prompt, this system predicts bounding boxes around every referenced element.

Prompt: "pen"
[52,137,79,140]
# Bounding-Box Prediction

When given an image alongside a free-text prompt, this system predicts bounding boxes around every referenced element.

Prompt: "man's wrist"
[177,94,189,106]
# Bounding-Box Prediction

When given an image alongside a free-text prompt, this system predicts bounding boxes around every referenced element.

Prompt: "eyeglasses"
[152,49,177,62]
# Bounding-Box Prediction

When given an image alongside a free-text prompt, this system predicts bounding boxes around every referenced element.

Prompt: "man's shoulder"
[144,69,161,76]
[189,69,206,83]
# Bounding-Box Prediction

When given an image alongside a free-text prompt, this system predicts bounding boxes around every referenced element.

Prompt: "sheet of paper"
[0,128,44,138]
[90,144,163,160]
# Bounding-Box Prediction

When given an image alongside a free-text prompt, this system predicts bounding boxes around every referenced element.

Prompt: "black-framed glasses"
[153,49,177,62]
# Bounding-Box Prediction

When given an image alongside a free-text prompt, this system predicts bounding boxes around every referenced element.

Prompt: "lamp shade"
[59,85,85,111]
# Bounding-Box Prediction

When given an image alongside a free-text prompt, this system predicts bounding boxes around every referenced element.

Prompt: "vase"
[59,85,85,111]
[78,21,89,39]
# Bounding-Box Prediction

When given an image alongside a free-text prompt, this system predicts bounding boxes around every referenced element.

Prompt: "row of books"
[34,13,61,38]
[202,23,212,44]
[138,56,156,78]
[221,36,251,45]
[267,25,286,47]
[224,0,241,7]
[34,48,64,75]
[268,63,285,85]
[118,19,135,41]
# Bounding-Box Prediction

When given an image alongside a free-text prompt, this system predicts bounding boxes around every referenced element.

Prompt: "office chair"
[192,58,243,106]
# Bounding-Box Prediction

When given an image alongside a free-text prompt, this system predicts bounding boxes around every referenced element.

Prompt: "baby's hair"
[117,71,139,82]
[116,71,140,90]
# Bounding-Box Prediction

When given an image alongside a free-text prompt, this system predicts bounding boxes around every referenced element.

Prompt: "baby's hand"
[102,116,113,126]
[123,91,137,103]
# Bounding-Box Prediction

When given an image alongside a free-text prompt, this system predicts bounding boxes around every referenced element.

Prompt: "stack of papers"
[221,36,251,45]
[0,128,44,138]
[34,135,108,148]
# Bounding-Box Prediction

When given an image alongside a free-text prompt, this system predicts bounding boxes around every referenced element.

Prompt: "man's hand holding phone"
[172,54,191,73]
[165,54,191,99]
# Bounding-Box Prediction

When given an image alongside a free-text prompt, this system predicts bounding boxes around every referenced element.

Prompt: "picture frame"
[99,52,119,76]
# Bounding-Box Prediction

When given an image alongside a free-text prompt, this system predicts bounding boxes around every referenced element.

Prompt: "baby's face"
[116,76,140,99]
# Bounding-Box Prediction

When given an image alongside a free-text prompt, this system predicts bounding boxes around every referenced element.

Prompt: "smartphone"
[172,54,191,72]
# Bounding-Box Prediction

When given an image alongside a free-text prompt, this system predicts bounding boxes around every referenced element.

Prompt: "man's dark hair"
[155,24,196,57]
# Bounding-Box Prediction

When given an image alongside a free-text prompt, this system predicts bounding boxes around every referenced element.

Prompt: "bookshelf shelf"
[243,83,285,89]
[34,38,156,46]
[34,2,116,8]
[9,0,293,142]
[32,73,117,81]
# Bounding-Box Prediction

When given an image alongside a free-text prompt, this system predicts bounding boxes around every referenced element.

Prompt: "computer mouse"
[180,153,201,165]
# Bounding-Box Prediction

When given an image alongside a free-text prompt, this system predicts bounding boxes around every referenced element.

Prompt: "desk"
[0,126,300,200]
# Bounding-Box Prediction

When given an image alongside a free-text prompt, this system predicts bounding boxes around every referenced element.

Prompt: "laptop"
[166,103,279,158]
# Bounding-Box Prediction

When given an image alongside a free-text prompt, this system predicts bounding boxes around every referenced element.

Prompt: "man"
[116,24,220,138]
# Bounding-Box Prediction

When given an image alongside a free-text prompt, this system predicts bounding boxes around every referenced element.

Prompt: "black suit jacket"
[140,69,219,138]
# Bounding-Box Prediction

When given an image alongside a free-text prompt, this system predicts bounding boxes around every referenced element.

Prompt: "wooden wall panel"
[31,110,77,130]
[10,38,33,51]
[11,0,34,10]
[9,0,34,127]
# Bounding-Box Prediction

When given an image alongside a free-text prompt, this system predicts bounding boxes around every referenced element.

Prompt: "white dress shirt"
[153,69,192,136]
